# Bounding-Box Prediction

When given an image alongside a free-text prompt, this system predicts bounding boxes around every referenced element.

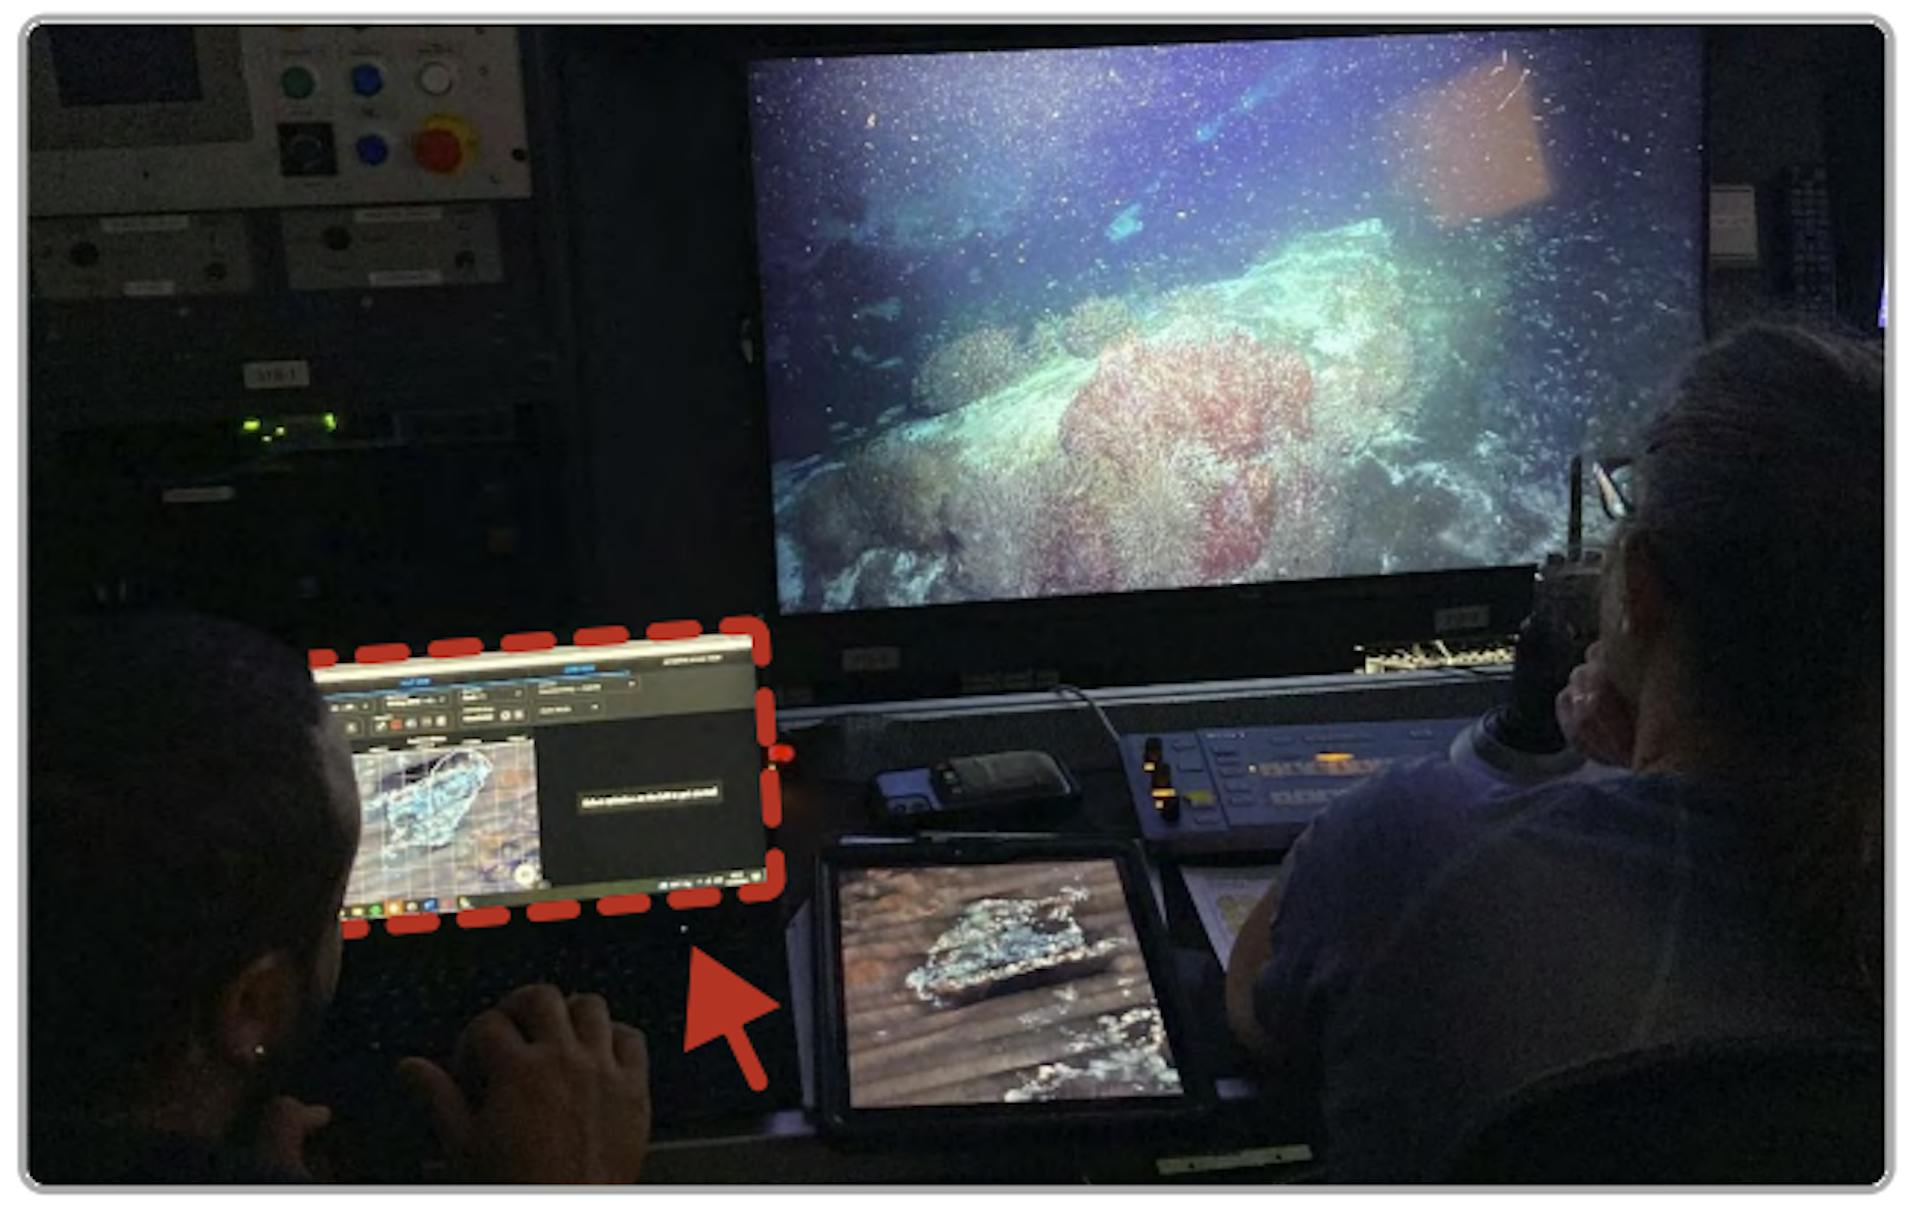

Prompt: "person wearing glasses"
[1225,324,1884,1181]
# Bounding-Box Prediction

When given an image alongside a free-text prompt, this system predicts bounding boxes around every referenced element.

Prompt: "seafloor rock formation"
[1001,1005,1183,1102]
[906,890,1120,1008]
[1145,217,1422,460]
[376,748,494,850]
[1058,294,1137,359]
[912,325,1025,416]
[777,217,1487,611]
[1050,331,1326,591]
[1059,331,1312,465]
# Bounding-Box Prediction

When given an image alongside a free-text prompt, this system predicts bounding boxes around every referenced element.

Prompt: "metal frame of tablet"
[814,834,1212,1139]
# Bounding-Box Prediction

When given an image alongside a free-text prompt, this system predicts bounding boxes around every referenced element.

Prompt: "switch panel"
[281,203,503,291]
[29,25,531,216]
[30,212,254,300]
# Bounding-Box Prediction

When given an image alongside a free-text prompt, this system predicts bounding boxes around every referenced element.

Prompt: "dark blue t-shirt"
[1252,757,1869,1182]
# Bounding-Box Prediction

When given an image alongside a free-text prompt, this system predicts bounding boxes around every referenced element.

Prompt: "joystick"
[1452,457,1603,784]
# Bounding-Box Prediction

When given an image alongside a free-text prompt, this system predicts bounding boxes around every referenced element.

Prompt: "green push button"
[281,66,316,99]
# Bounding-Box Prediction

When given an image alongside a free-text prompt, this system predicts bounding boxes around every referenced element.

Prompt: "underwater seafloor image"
[344,741,543,912]
[751,29,1704,614]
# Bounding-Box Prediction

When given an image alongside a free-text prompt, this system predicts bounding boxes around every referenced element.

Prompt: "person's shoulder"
[1503,768,1711,841]
[1314,754,1495,838]
[1306,758,1677,871]
[1293,755,1496,884]
[1362,753,1491,803]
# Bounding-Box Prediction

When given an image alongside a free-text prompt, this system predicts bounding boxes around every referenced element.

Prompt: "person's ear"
[215,952,300,1069]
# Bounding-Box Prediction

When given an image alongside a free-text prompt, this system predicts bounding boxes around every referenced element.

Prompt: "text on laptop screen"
[314,637,767,919]
[749,27,1703,613]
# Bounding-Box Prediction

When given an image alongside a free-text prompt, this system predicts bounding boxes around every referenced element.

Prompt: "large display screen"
[749,29,1703,613]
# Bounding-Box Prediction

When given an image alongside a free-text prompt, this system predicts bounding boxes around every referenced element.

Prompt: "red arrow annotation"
[684,946,780,1092]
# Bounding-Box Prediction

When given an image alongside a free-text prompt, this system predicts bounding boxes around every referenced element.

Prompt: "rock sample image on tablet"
[838,859,1183,1107]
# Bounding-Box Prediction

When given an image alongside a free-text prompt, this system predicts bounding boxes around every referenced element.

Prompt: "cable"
[1052,683,1126,754]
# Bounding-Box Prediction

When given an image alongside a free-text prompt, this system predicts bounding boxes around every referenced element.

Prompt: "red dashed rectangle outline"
[458,906,511,930]
[598,893,652,917]
[321,618,786,940]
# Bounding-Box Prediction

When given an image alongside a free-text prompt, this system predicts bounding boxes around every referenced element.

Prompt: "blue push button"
[350,63,384,97]
[354,134,389,166]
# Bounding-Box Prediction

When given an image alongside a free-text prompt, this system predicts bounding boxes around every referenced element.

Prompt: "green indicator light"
[274,425,287,437]
[323,412,338,432]
[241,418,262,433]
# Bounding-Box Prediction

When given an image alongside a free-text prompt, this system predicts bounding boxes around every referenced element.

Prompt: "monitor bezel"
[738,22,1710,705]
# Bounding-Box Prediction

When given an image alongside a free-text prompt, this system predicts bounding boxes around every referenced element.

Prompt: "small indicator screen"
[49,27,203,106]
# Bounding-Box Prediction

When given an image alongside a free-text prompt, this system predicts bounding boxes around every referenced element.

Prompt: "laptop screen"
[314,636,768,920]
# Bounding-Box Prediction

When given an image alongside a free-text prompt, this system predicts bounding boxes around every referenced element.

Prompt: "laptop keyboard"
[337,938,692,1064]
[313,914,797,1147]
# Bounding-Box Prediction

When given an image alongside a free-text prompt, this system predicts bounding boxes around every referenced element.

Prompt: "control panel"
[30,211,254,300]
[1786,165,1839,322]
[29,25,531,215]
[1128,719,1474,856]
[281,203,504,291]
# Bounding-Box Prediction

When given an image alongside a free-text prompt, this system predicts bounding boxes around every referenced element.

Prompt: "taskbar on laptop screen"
[338,864,770,921]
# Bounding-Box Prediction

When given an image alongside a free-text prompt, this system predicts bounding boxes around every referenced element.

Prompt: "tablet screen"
[837,858,1185,1109]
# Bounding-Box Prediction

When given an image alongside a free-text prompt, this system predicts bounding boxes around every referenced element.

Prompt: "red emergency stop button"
[413,127,464,173]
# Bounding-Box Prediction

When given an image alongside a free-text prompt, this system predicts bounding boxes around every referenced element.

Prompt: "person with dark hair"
[28,614,654,1184]
[1224,324,1884,1181]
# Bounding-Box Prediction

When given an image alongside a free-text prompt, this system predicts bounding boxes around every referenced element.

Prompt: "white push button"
[417,61,455,95]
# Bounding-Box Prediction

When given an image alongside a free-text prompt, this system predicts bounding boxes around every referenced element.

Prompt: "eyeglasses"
[1593,456,1635,521]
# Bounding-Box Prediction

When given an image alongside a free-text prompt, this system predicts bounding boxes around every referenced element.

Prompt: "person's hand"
[397,985,651,1184]
[252,1095,332,1180]
[1555,641,1637,767]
